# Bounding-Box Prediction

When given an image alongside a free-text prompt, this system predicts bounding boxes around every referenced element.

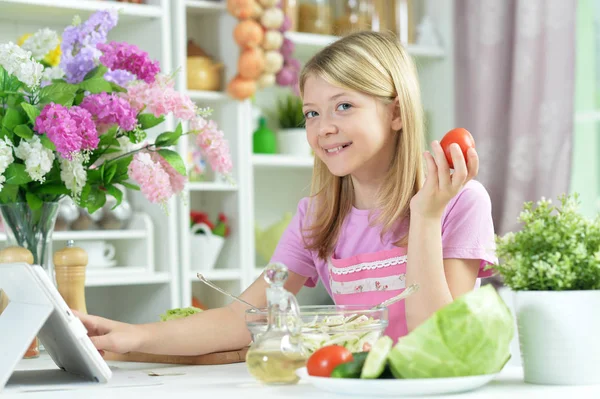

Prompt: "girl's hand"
[410,140,479,220]
[74,310,144,355]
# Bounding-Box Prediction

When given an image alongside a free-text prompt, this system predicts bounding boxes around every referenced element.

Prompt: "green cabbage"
[160,307,203,321]
[388,285,514,378]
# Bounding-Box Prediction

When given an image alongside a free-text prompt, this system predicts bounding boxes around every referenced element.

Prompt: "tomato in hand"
[306,345,353,377]
[439,128,475,169]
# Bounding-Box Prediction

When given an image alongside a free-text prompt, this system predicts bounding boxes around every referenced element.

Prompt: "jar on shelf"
[298,0,332,35]
[333,0,372,36]
[281,0,299,32]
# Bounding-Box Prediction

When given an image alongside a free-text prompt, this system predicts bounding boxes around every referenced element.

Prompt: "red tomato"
[306,345,353,377]
[439,128,475,169]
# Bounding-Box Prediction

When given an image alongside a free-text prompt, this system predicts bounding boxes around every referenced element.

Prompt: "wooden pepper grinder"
[54,240,88,314]
[0,246,38,358]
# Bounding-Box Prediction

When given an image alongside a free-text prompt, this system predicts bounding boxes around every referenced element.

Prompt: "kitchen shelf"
[86,268,170,287]
[252,154,314,169]
[286,31,445,59]
[185,0,225,15]
[576,111,600,123]
[188,181,238,192]
[186,90,229,102]
[189,269,242,281]
[0,0,163,24]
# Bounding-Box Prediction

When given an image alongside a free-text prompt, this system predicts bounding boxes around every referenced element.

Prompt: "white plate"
[295,367,497,397]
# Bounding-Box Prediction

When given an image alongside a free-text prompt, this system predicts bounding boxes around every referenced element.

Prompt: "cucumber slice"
[360,336,394,379]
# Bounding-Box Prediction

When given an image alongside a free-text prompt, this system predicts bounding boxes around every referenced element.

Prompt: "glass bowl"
[245,305,388,354]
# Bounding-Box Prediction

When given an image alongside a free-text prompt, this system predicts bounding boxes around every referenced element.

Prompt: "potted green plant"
[273,93,311,157]
[487,193,600,385]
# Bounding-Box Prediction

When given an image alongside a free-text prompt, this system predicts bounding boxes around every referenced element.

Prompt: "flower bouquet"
[0,10,233,271]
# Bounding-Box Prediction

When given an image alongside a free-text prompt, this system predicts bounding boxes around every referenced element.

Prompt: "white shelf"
[576,111,600,123]
[252,154,314,169]
[86,269,170,287]
[186,90,229,102]
[188,181,238,192]
[286,31,445,59]
[185,0,225,15]
[0,0,163,24]
[189,269,242,281]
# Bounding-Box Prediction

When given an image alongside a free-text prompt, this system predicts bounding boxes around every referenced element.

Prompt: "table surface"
[2,353,597,399]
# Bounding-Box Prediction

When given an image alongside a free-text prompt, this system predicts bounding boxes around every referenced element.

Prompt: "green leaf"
[138,114,165,130]
[87,169,102,183]
[120,181,140,191]
[0,184,18,203]
[14,124,34,140]
[35,184,70,196]
[39,82,78,106]
[154,122,183,147]
[0,127,13,141]
[86,189,106,214]
[20,103,40,124]
[104,163,118,184]
[26,192,43,210]
[83,65,108,81]
[79,77,113,94]
[2,108,26,130]
[4,164,32,185]
[110,83,127,93]
[78,183,92,207]
[105,184,123,208]
[40,134,55,151]
[157,149,186,176]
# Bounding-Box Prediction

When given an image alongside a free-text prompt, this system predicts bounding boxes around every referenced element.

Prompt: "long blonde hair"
[299,30,425,260]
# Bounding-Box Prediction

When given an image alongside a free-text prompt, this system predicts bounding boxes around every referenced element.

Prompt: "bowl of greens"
[245,305,388,354]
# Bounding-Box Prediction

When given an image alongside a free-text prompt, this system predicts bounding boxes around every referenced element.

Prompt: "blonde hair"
[299,30,425,260]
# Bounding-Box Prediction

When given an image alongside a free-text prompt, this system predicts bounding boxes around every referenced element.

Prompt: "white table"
[2,353,597,398]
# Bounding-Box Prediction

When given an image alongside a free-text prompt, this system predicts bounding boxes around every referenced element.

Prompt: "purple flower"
[104,69,136,87]
[98,41,160,84]
[80,92,137,132]
[60,10,118,84]
[34,103,96,159]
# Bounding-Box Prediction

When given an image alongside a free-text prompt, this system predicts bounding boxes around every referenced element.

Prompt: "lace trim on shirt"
[330,274,406,295]
[329,255,408,275]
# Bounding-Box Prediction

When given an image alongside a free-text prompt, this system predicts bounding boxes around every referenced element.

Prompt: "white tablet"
[0,262,112,392]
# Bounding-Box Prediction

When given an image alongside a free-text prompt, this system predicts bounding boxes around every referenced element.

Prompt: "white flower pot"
[277,128,311,157]
[514,290,600,385]
[189,223,224,270]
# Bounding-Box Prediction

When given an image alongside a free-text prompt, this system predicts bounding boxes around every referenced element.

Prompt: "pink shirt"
[271,180,497,296]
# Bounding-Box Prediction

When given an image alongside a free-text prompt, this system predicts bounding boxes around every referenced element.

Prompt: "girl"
[78,31,495,355]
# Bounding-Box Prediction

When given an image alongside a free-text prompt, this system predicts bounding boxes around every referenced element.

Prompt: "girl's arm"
[405,140,480,331]
[77,271,308,356]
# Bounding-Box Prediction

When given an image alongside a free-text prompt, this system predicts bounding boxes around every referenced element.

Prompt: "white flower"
[20,28,59,61]
[0,42,43,88]
[0,138,14,192]
[14,136,54,183]
[41,66,65,82]
[60,153,87,200]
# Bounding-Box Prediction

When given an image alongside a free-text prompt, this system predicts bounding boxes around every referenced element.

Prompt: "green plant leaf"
[83,65,108,81]
[157,149,186,176]
[0,127,11,141]
[86,189,106,214]
[40,134,55,151]
[2,108,26,130]
[4,164,32,185]
[110,83,127,93]
[26,192,43,210]
[154,122,183,147]
[20,103,40,124]
[79,77,113,94]
[138,113,165,130]
[104,163,118,184]
[14,124,34,140]
[105,184,123,208]
[120,181,140,191]
[87,169,102,183]
[35,184,70,196]
[39,82,78,106]
[0,184,18,203]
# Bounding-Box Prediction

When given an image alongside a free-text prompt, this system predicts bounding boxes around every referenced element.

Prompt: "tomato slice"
[439,128,475,169]
[306,345,354,377]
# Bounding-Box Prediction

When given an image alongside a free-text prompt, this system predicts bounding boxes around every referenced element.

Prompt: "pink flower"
[150,152,186,195]
[34,103,98,159]
[98,41,160,83]
[191,117,233,175]
[124,74,196,121]
[80,92,137,132]
[128,152,173,204]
